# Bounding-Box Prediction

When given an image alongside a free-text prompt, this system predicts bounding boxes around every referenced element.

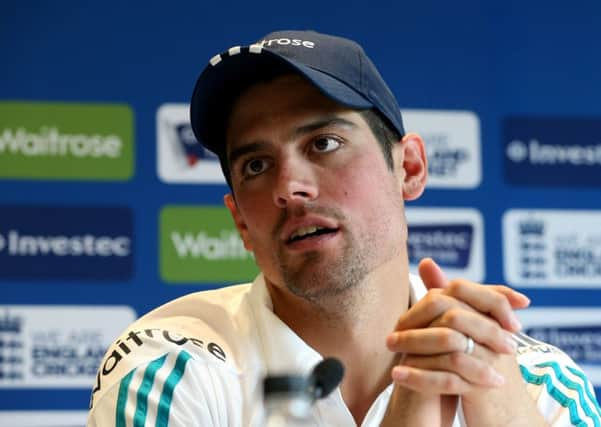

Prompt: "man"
[88,30,600,426]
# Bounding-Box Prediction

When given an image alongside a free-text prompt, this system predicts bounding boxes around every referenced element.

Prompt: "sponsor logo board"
[503,209,601,287]
[0,305,136,388]
[518,308,601,387]
[403,110,481,189]
[0,411,88,427]
[406,208,484,281]
[160,205,258,283]
[157,104,223,183]
[0,102,133,180]
[504,116,601,186]
[0,205,133,280]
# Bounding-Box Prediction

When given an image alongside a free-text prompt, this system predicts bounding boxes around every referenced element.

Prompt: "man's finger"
[417,258,530,310]
[419,258,530,310]
[389,311,517,355]
[391,365,472,395]
[431,310,518,354]
[485,285,530,309]
[387,327,468,355]
[401,351,506,389]
[417,257,447,289]
[394,293,472,331]
[443,280,522,332]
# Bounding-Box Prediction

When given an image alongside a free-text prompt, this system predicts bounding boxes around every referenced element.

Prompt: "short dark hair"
[220,108,401,188]
[359,109,402,170]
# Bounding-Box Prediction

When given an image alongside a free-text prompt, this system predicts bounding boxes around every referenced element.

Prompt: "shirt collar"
[248,274,323,376]
[248,273,427,374]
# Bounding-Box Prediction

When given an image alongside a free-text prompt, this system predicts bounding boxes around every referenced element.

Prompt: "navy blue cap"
[190,30,405,160]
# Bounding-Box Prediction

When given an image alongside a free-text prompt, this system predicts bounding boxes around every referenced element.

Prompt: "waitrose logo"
[160,206,258,284]
[171,230,248,260]
[0,102,133,180]
[0,127,122,158]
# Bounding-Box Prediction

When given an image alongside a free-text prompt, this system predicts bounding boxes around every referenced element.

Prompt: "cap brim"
[190,48,373,158]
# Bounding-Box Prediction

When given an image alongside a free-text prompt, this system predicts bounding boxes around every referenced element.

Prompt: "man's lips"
[284,227,340,251]
[280,216,340,244]
[288,225,339,243]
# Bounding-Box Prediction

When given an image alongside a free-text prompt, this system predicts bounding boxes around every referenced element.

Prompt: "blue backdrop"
[1,0,600,417]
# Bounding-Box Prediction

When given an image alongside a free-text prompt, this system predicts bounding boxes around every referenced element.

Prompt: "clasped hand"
[385,258,530,397]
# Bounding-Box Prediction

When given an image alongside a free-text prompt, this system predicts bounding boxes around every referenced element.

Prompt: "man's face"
[224,74,408,302]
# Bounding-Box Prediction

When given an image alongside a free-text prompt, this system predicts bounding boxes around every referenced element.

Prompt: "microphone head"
[310,357,345,400]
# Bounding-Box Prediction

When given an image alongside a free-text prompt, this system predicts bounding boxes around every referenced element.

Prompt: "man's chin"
[278,240,368,301]
[282,263,365,303]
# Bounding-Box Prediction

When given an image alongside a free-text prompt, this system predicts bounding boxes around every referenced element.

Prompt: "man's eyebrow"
[227,116,358,166]
[292,116,358,138]
[228,142,267,167]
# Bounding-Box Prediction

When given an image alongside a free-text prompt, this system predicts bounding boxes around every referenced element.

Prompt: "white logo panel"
[402,109,481,189]
[503,210,601,287]
[0,410,88,427]
[406,208,485,281]
[518,308,601,387]
[157,103,225,184]
[0,305,136,388]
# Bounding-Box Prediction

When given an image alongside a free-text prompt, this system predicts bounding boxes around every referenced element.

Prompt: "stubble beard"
[278,228,370,313]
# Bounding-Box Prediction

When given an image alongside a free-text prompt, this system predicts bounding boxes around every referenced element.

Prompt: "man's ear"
[224,194,254,252]
[392,132,428,200]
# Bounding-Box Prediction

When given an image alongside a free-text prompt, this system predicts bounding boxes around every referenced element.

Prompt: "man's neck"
[266,254,411,424]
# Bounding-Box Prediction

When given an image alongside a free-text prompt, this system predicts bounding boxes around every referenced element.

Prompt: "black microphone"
[308,357,345,400]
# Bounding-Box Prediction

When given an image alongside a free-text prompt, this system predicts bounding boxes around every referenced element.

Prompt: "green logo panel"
[160,206,259,284]
[0,101,134,180]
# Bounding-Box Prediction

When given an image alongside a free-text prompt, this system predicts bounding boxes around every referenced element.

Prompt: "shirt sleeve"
[515,332,601,426]
[87,349,243,427]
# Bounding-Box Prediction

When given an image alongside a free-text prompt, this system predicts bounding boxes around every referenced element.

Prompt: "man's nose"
[272,159,318,208]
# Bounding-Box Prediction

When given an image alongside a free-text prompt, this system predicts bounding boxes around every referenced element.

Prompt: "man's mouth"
[287,225,338,243]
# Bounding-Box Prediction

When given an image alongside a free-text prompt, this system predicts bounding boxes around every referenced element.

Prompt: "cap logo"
[256,38,315,49]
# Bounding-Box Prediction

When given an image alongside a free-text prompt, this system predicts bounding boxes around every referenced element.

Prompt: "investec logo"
[504,116,601,186]
[506,139,601,166]
[160,206,258,283]
[407,224,473,269]
[405,208,484,282]
[0,231,129,257]
[0,205,133,280]
[0,102,133,180]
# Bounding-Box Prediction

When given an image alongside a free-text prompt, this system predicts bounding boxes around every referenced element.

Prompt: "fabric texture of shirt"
[87,274,601,426]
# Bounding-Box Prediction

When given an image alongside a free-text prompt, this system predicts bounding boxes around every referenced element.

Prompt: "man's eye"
[243,159,268,176]
[312,137,341,153]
